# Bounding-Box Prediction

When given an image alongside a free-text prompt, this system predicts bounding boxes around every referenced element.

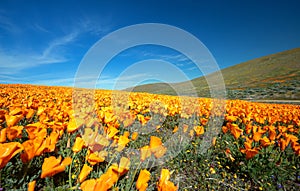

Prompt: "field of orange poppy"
[0,84,299,190]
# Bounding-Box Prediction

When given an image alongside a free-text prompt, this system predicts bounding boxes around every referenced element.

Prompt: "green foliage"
[0,106,299,190]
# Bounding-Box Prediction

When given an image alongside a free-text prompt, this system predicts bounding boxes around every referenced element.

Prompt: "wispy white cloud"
[0,19,79,75]
[159,53,190,62]
[121,50,195,67]
[33,23,51,33]
[175,63,185,67]
[186,66,197,71]
[0,32,74,75]
[0,13,20,35]
[0,19,111,76]
[0,10,114,86]
[39,32,79,60]
[77,16,112,36]
[0,74,23,83]
[140,51,192,63]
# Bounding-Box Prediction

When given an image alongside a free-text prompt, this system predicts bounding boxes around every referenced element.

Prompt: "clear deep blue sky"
[1,0,300,89]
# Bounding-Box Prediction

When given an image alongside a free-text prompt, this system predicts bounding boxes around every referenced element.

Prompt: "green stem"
[127,161,141,191]
[144,158,152,172]
[104,152,118,173]
[69,186,79,190]
[69,153,76,188]
[0,169,2,188]
[18,159,33,187]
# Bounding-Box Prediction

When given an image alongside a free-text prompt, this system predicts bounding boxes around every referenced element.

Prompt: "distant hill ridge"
[125,47,300,100]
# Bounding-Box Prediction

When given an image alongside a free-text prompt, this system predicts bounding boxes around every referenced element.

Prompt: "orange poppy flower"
[222,126,229,134]
[149,136,167,158]
[278,138,289,151]
[0,142,23,169]
[183,124,189,133]
[94,134,110,147]
[278,133,298,151]
[104,112,116,124]
[115,135,130,152]
[107,127,119,139]
[245,123,252,134]
[225,148,235,162]
[230,124,243,140]
[278,126,287,133]
[131,132,138,141]
[25,109,35,119]
[86,150,107,165]
[123,131,130,138]
[137,114,150,125]
[246,149,259,159]
[47,130,60,152]
[225,148,231,154]
[193,126,204,136]
[268,125,277,141]
[140,146,151,161]
[226,115,237,122]
[94,168,119,191]
[37,106,45,116]
[200,118,208,126]
[86,157,130,191]
[21,140,37,163]
[240,139,260,160]
[9,107,22,116]
[78,164,93,183]
[291,142,300,156]
[25,122,46,140]
[119,156,131,172]
[0,128,7,143]
[118,135,130,147]
[136,169,151,191]
[110,157,130,176]
[256,116,265,124]
[31,137,45,156]
[153,146,167,159]
[39,113,50,123]
[28,180,36,191]
[150,136,162,150]
[284,133,298,144]
[81,179,97,191]
[157,169,177,191]
[67,118,84,133]
[156,125,161,130]
[252,126,266,142]
[172,126,179,133]
[35,130,59,156]
[41,156,72,178]
[212,137,217,146]
[0,109,6,118]
[72,137,85,153]
[260,136,273,147]
[6,126,23,141]
[5,114,22,127]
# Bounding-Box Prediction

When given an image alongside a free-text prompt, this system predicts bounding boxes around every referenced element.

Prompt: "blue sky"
[1,0,300,89]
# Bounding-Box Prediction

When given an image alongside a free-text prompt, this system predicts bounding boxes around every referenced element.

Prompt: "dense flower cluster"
[0,84,299,190]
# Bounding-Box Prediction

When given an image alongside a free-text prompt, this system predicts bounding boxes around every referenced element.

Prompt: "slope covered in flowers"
[0,84,299,190]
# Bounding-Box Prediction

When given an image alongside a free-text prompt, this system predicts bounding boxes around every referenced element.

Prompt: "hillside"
[127,47,300,100]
